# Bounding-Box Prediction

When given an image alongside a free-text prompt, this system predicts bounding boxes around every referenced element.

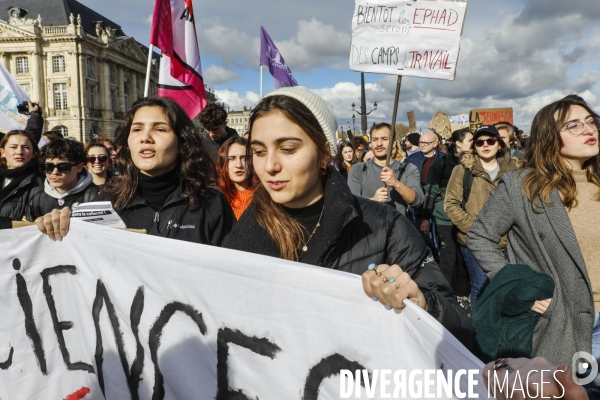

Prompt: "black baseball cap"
[473,125,500,142]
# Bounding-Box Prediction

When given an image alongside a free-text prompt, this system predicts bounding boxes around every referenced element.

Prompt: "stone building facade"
[0,0,160,142]
[226,107,253,136]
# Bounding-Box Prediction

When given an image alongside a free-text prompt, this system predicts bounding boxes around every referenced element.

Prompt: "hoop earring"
[321,166,327,175]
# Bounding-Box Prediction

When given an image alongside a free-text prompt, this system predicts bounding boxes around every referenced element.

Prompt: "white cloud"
[197,18,349,73]
[204,65,241,85]
[214,89,259,111]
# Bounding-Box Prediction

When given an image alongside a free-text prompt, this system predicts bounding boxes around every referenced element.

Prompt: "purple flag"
[260,26,298,88]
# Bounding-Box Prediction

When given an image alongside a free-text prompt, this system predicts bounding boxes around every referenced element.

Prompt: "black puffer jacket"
[0,112,45,228]
[26,180,99,221]
[110,187,235,246]
[0,173,44,228]
[223,168,476,349]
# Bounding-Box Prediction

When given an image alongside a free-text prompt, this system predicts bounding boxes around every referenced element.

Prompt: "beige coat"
[444,153,519,247]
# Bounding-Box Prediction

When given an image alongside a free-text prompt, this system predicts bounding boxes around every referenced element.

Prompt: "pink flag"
[150,0,207,119]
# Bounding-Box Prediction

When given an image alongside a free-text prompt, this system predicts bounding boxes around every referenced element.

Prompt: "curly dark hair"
[39,138,86,164]
[101,97,216,211]
[198,102,228,129]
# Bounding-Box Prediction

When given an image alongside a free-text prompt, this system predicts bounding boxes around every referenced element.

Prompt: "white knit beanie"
[264,86,338,155]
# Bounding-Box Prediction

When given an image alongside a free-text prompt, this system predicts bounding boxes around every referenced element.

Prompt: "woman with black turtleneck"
[35,97,235,245]
[222,87,476,350]
[0,130,43,229]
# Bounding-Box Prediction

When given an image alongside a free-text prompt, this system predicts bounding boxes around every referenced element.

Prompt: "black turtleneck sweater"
[137,168,179,211]
[282,196,327,265]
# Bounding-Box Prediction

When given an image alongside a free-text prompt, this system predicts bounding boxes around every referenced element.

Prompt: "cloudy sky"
[81,0,600,132]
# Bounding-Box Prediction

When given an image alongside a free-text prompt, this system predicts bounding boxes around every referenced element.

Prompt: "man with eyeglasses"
[26,139,98,221]
[404,130,446,258]
[198,103,239,164]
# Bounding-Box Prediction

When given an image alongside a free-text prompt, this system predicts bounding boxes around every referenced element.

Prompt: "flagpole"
[385,75,403,168]
[260,65,263,98]
[144,44,154,97]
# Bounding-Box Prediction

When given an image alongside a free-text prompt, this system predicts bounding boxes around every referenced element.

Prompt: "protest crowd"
[0,87,598,398]
[0,1,599,398]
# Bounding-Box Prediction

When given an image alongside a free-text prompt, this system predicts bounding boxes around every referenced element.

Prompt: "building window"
[52,56,65,73]
[110,90,116,111]
[16,57,29,74]
[124,92,129,111]
[136,75,140,91]
[20,83,31,97]
[109,65,115,83]
[52,125,68,137]
[86,58,94,77]
[87,85,95,110]
[53,83,68,110]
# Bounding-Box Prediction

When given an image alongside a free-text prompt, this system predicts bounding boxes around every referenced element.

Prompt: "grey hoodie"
[44,170,93,200]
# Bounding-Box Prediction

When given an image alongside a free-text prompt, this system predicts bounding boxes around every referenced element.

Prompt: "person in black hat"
[444,125,519,307]
[404,132,420,156]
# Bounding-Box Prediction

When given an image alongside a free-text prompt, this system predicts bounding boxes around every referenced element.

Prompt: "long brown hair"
[247,95,332,261]
[101,97,216,211]
[334,140,356,169]
[216,136,252,202]
[0,130,39,168]
[522,95,600,210]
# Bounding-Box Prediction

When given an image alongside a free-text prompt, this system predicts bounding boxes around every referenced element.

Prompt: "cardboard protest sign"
[429,109,452,138]
[407,110,417,131]
[469,108,513,132]
[0,221,488,399]
[349,0,468,80]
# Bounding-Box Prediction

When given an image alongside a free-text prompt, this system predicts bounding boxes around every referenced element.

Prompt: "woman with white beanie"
[222,86,475,348]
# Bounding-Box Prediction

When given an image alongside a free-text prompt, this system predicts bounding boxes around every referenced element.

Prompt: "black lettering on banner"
[0,347,13,370]
[14,258,47,374]
[149,302,207,400]
[92,281,145,399]
[41,265,94,373]
[303,353,369,400]
[216,327,281,400]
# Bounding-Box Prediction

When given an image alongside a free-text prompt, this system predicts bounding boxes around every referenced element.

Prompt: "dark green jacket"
[422,153,460,226]
[471,264,554,362]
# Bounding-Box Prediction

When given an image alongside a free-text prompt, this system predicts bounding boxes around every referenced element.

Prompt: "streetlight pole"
[352,72,377,137]
[352,114,355,137]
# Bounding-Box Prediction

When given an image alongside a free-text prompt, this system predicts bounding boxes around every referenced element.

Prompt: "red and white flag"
[150,0,207,119]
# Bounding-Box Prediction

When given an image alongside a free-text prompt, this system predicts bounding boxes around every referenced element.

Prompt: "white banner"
[0,61,30,131]
[0,221,489,399]
[349,0,467,80]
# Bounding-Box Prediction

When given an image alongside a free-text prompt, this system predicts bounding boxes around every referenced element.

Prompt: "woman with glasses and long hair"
[35,97,235,245]
[468,95,600,367]
[217,136,254,220]
[444,125,519,308]
[333,140,356,181]
[222,86,475,348]
[84,139,113,188]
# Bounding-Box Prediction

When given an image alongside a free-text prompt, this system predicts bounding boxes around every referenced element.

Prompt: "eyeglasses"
[419,141,436,146]
[39,163,78,174]
[562,118,600,136]
[87,155,109,163]
[475,138,498,147]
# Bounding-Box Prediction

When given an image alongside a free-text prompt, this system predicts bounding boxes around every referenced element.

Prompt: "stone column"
[0,52,7,69]
[29,50,41,101]
[117,67,125,112]
[101,59,112,119]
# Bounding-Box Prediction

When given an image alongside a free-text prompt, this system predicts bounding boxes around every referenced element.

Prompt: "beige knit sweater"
[567,169,600,311]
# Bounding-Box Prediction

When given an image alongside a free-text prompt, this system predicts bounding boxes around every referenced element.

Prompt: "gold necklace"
[301,203,325,252]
